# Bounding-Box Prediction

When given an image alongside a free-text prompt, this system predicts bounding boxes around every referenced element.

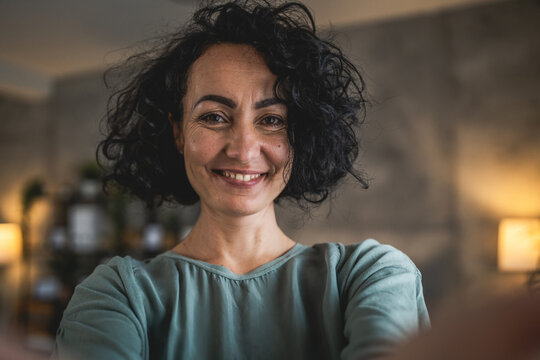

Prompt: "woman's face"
[172,43,292,217]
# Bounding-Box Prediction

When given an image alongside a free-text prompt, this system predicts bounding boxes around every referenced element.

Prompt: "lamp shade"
[498,218,540,272]
[0,223,22,264]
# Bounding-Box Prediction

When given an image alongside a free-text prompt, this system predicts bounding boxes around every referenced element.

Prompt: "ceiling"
[0,0,501,100]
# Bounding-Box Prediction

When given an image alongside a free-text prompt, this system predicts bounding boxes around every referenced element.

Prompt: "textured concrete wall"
[450,0,540,286]
[47,71,109,185]
[0,71,107,219]
[1,0,539,311]
[0,96,49,222]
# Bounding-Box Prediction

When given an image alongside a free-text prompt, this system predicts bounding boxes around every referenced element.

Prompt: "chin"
[214,198,274,217]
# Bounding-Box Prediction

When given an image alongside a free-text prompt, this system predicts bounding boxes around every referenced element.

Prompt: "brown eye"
[261,116,285,128]
[200,113,227,124]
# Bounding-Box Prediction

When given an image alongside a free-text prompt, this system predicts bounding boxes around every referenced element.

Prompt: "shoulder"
[68,256,141,308]
[66,253,183,320]
[307,239,424,309]
[78,255,158,293]
[87,252,182,292]
[310,239,419,278]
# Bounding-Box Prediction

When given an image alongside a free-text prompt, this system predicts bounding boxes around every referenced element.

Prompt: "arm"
[384,289,540,360]
[339,241,430,360]
[52,258,147,360]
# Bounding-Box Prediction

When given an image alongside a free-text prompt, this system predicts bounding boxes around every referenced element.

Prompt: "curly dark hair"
[97,0,368,207]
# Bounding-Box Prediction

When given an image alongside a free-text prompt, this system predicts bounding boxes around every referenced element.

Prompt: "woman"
[53,1,430,359]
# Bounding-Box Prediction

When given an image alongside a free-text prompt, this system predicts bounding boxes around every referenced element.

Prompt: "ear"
[168,113,184,155]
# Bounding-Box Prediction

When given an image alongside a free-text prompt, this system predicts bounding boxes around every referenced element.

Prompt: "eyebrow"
[254,97,285,109]
[192,94,285,110]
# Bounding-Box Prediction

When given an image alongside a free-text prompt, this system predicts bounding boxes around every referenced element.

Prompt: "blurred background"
[0,0,539,356]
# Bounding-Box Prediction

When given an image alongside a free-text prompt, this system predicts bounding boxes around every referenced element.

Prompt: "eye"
[260,115,285,129]
[199,113,227,125]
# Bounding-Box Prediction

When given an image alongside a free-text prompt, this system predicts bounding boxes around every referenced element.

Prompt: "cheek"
[185,129,218,159]
[267,137,293,173]
[184,129,221,168]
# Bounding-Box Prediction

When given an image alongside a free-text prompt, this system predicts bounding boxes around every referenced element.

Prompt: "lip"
[215,168,266,175]
[212,169,267,187]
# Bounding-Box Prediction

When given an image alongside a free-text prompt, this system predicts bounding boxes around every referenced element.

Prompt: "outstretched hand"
[384,289,540,360]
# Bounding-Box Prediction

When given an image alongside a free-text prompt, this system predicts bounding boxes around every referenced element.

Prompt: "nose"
[225,120,261,163]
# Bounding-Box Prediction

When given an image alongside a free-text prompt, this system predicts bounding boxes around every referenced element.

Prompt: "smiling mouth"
[213,170,267,182]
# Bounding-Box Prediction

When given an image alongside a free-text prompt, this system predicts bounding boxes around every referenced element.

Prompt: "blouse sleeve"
[338,240,430,360]
[52,257,147,360]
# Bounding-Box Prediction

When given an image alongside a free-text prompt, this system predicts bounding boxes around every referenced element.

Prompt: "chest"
[145,269,346,359]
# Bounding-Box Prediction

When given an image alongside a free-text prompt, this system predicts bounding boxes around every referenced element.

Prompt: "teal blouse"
[53,239,430,359]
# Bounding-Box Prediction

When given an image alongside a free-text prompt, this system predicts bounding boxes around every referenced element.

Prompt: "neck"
[173,203,295,274]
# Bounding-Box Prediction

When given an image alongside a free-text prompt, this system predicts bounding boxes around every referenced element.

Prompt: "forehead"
[193,43,268,72]
[185,43,276,98]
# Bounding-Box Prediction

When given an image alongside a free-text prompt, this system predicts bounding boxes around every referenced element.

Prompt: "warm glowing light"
[460,166,540,217]
[498,218,540,272]
[0,223,22,264]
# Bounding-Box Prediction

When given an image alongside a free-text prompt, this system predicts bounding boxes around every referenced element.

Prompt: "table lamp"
[0,223,22,330]
[0,223,22,265]
[498,218,540,272]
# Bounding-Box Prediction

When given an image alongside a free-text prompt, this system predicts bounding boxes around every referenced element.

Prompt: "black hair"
[97,0,368,207]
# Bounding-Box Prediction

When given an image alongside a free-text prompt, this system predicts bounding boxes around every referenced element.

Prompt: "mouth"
[213,169,267,183]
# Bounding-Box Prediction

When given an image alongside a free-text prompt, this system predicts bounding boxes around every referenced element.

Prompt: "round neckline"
[161,243,307,280]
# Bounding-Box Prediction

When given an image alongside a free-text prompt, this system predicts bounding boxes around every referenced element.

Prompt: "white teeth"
[222,171,262,182]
